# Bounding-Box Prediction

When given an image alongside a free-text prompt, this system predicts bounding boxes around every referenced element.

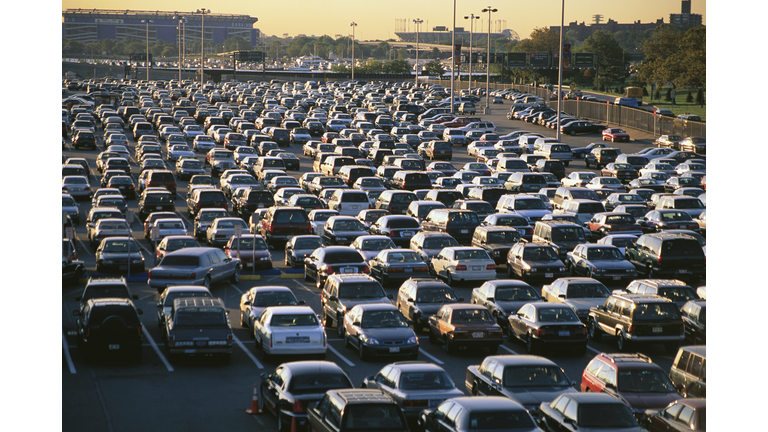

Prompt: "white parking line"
[229,283,243,294]
[500,344,517,354]
[63,331,77,374]
[587,345,601,355]
[142,326,174,372]
[326,344,356,367]
[233,335,264,369]
[417,348,444,365]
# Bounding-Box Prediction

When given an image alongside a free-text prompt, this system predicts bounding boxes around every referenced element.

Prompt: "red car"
[223,234,273,270]
[586,212,644,239]
[602,128,630,142]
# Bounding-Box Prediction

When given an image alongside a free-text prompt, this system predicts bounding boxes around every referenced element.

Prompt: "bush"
[696,89,704,106]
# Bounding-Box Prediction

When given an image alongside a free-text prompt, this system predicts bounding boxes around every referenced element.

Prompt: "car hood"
[493,300,533,315]
[619,392,681,410]
[564,298,607,313]
[588,260,636,270]
[529,259,564,267]
[502,386,577,406]
[360,326,415,342]
[330,230,368,238]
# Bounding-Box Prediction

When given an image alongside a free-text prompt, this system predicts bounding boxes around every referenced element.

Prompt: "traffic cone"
[246,384,261,414]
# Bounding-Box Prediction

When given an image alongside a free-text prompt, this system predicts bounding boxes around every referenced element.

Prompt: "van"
[327,190,371,216]
[503,172,546,193]
[406,200,447,223]
[615,154,649,171]
[556,199,606,224]
[424,189,464,208]
[496,158,531,173]
[374,190,417,215]
[533,220,587,259]
[466,187,507,209]
[458,102,477,115]
[338,165,375,187]
[390,171,432,191]
[421,209,481,245]
[613,97,639,108]
[535,142,573,166]
[321,156,356,176]
[552,187,601,210]
[669,346,706,398]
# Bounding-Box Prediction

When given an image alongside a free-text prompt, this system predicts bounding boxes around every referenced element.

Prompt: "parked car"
[507,302,588,354]
[427,303,503,354]
[148,247,241,292]
[539,393,644,432]
[253,305,327,360]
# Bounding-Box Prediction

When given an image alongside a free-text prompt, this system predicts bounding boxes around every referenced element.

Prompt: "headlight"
[407,336,419,344]
[259,257,269,261]
[361,336,380,345]
[493,250,500,257]
[559,267,566,271]
[522,263,531,271]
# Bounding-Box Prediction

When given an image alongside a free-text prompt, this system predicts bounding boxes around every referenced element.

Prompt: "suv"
[390,171,432,191]
[74,298,143,361]
[327,189,371,216]
[419,140,453,161]
[421,209,482,245]
[260,206,313,245]
[625,279,699,310]
[624,233,705,283]
[162,297,233,361]
[74,276,138,313]
[470,226,521,265]
[396,278,461,331]
[186,188,228,217]
[307,389,409,432]
[581,352,681,418]
[320,274,392,337]
[374,190,417,215]
[503,172,546,193]
[585,148,620,170]
[680,299,706,345]
[588,293,685,353]
[532,220,587,260]
[669,345,706,398]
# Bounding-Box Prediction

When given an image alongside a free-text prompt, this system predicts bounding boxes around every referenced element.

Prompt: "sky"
[61,0,705,41]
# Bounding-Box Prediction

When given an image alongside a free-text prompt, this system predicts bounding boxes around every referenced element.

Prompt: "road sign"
[573,52,595,69]
[151,226,160,241]
[530,52,550,68]
[507,52,527,68]
[65,227,75,240]
[234,225,243,238]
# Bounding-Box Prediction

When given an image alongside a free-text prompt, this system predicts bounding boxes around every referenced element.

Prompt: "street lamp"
[464,14,480,89]
[413,19,423,86]
[141,19,153,81]
[556,0,564,141]
[350,22,358,81]
[482,6,498,110]
[450,0,456,114]
[196,8,211,89]
[174,16,187,80]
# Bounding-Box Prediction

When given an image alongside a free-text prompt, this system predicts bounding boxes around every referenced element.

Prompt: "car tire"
[240,312,247,328]
[588,319,602,341]
[358,340,368,361]
[617,330,630,352]
[526,333,537,354]
[344,333,352,349]
[443,337,454,354]
[230,265,240,283]
[260,340,271,362]
[647,265,655,278]
[304,268,311,281]
[446,271,454,286]
[277,412,288,432]
[203,275,211,290]
[428,329,437,344]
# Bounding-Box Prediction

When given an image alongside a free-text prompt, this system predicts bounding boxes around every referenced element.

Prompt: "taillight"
[138,325,143,336]
[627,325,634,333]
[168,335,175,346]
[325,266,334,275]
[456,265,467,271]
[389,231,396,237]
[148,270,153,278]
[536,328,547,336]
[85,327,90,337]
[293,399,304,413]
[486,264,496,271]
[227,334,234,346]
[338,203,342,210]
[363,265,370,273]
[679,325,684,335]
[389,206,394,212]
[390,268,404,273]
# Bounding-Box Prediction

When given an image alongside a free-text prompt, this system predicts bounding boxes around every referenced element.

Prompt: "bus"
[625,86,643,105]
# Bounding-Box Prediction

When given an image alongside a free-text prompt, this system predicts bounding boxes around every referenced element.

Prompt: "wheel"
[358,340,368,361]
[230,265,240,283]
[337,319,345,338]
[240,311,247,328]
[277,413,288,432]
[507,327,516,342]
[570,130,576,136]
[585,160,590,169]
[446,271,454,286]
[443,337,454,354]
[679,386,688,398]
[588,319,602,341]
[322,309,333,328]
[344,333,352,349]
[261,340,271,362]
[203,275,211,290]
[526,334,537,354]
[284,254,291,268]
[617,330,630,352]
[304,268,311,281]
[428,329,437,344]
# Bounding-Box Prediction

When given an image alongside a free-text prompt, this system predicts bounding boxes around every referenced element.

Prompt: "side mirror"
[353,321,361,327]
[387,294,394,299]
[605,382,616,390]
[407,298,414,303]
[243,300,251,306]
[298,300,306,305]
[558,294,566,299]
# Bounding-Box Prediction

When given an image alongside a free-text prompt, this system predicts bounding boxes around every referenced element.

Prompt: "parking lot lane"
[63,331,77,374]
[326,342,356,367]
[417,347,445,365]
[141,326,174,372]
[233,334,264,369]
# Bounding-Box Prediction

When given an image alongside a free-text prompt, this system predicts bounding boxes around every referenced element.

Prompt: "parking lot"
[60,79,705,431]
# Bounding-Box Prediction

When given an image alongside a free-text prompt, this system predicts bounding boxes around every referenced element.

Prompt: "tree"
[423,60,445,77]
[384,59,410,74]
[430,47,441,59]
[223,36,251,52]
[580,30,627,88]
[636,25,705,91]
[371,41,390,59]
[515,27,561,53]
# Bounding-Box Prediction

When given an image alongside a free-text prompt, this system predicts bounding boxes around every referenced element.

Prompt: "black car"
[506,242,567,282]
[470,226,522,266]
[681,299,706,345]
[321,216,369,246]
[259,361,354,432]
[419,396,538,432]
[72,129,97,150]
[560,120,607,136]
[74,298,143,361]
[539,393,644,432]
[304,246,370,290]
[369,215,423,247]
[308,389,409,432]
[507,302,588,354]
[137,190,175,221]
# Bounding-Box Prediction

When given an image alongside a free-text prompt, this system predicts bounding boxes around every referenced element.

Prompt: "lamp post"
[196,8,211,89]
[482,6,497,110]
[350,22,357,81]
[464,14,480,90]
[413,18,423,86]
[556,0,564,141]
[141,19,153,81]
[450,0,456,114]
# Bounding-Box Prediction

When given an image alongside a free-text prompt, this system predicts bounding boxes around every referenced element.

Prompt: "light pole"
[450,0,456,114]
[482,7,497,110]
[413,18,423,86]
[350,22,357,81]
[141,20,153,81]
[556,0,564,141]
[196,8,211,89]
[464,14,480,90]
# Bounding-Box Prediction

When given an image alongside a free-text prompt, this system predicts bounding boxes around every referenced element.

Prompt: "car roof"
[449,396,526,411]
[265,305,315,315]
[280,360,347,375]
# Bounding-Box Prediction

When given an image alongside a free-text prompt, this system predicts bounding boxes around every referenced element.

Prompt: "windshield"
[467,412,535,430]
[450,308,494,323]
[490,286,536,301]
[295,238,324,250]
[617,369,676,393]
[585,247,623,260]
[270,313,318,327]
[514,199,545,210]
[537,307,579,322]
[289,374,351,394]
[253,291,297,307]
[454,250,491,260]
[102,240,139,253]
[338,282,384,299]
[399,371,454,390]
[361,239,395,251]
[522,247,558,260]
[361,310,408,328]
[578,404,639,428]
[551,228,585,242]
[503,366,571,388]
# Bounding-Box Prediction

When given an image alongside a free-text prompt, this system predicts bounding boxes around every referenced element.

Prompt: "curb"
[241,275,261,281]
[280,273,304,279]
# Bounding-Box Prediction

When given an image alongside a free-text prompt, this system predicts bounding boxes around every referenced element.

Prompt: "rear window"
[323,251,364,263]
[174,308,228,328]
[199,191,226,202]
[341,192,369,203]
[577,203,605,213]
[342,404,405,430]
[82,284,130,302]
[522,175,546,184]
[433,142,451,150]
[89,306,140,325]
[160,255,201,266]
[388,218,420,229]
[150,172,175,182]
[632,302,681,320]
[551,145,571,152]
[273,210,310,223]
[660,239,705,258]
[468,411,535,430]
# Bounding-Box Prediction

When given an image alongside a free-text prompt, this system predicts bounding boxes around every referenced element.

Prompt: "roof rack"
[601,352,652,364]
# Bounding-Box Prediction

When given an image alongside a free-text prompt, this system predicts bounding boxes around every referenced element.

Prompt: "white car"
[596,234,639,256]
[193,135,216,152]
[253,306,327,360]
[238,286,302,334]
[106,145,131,160]
[308,209,339,238]
[183,125,205,141]
[431,247,497,286]
[467,141,496,157]
[62,176,92,199]
[167,144,195,162]
[151,218,188,241]
[586,176,628,192]
[561,171,597,188]
[105,134,129,147]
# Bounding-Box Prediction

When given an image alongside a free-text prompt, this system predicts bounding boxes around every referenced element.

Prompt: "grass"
[577,84,706,121]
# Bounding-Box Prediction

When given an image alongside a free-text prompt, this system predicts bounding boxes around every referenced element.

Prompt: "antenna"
[592,14,604,25]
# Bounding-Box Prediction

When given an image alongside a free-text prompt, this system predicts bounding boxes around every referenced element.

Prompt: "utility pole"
[413,18,423,86]
[482,6,498,111]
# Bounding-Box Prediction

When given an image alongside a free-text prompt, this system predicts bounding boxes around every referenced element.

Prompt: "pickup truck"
[162,297,233,360]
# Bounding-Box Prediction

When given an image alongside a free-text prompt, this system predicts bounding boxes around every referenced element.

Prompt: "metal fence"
[421,80,706,139]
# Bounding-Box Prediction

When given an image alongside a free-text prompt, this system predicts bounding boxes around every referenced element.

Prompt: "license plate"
[404,268,413,272]
[613,276,621,280]
[652,327,663,333]
[545,272,553,278]
[461,229,468,234]
[402,231,413,237]
[389,347,400,353]
[287,337,309,343]
[184,349,196,353]
[472,266,481,271]
[156,206,162,210]
[108,344,120,350]
[341,267,355,274]
[558,331,570,337]
[429,400,441,407]
[472,332,484,338]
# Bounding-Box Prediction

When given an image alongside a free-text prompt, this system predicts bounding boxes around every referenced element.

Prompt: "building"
[396,29,519,45]
[62,9,260,47]
[669,0,703,26]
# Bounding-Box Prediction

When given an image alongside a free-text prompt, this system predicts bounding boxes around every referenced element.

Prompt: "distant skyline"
[62,0,705,42]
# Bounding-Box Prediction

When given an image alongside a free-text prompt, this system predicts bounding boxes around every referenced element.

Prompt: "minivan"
[421,209,481,245]
[390,171,432,191]
[535,142,573,166]
[669,345,706,398]
[533,220,587,259]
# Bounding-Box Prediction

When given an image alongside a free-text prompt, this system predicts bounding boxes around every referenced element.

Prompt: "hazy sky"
[62,0,705,41]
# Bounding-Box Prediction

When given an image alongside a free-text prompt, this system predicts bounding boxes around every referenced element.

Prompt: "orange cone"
[246,384,261,414]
